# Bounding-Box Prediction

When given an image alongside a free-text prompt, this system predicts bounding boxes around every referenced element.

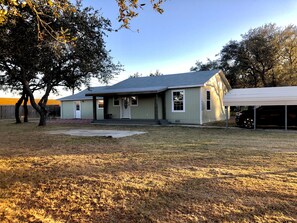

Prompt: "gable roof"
[86,70,224,96]
[59,86,108,101]
[224,86,297,106]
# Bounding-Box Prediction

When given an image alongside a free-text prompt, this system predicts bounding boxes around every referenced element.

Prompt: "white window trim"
[113,97,120,107]
[130,96,138,106]
[97,99,104,109]
[206,90,211,111]
[172,89,185,112]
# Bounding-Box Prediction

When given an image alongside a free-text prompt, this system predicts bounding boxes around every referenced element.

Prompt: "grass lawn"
[0,120,296,222]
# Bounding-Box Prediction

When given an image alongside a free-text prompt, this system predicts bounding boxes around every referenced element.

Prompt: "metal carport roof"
[224,86,297,106]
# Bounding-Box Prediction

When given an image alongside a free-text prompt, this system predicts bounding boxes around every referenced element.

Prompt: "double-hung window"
[113,96,120,106]
[172,90,185,112]
[206,90,211,111]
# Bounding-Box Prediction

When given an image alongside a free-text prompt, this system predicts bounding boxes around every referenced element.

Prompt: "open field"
[0,120,296,222]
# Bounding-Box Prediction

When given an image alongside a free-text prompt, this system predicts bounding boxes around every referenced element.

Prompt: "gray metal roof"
[58,86,108,101]
[87,70,221,96]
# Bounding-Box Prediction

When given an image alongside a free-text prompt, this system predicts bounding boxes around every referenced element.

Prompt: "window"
[131,96,138,106]
[113,96,120,106]
[206,90,211,111]
[172,90,185,112]
[97,99,104,109]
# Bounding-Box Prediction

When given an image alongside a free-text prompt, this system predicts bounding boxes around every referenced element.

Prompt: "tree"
[0,0,167,41]
[0,3,121,126]
[130,72,143,78]
[205,23,297,88]
[190,58,220,72]
[149,69,163,76]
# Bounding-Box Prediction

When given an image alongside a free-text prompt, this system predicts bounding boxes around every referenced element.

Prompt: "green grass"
[0,120,296,222]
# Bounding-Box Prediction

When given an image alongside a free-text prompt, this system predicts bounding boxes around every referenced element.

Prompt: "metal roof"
[224,86,297,106]
[86,70,223,96]
[58,86,107,101]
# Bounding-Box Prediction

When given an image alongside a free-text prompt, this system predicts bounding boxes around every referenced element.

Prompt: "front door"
[74,101,81,119]
[120,97,131,119]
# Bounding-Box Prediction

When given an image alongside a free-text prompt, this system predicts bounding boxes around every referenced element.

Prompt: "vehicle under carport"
[223,86,297,130]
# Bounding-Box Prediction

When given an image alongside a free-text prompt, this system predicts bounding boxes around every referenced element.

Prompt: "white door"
[120,97,131,119]
[74,101,81,119]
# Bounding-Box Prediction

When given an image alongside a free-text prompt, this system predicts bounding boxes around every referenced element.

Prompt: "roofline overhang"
[167,84,204,89]
[86,89,167,97]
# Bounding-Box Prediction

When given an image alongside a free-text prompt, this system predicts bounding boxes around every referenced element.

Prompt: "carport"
[223,86,297,130]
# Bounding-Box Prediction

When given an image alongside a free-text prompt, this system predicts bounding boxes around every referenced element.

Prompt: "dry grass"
[0,120,296,222]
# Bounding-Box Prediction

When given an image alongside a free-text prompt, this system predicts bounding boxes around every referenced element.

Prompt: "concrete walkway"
[47,129,146,138]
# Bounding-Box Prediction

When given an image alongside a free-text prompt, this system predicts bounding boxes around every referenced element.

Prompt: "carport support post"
[92,96,97,121]
[225,106,229,129]
[285,105,288,131]
[253,106,257,130]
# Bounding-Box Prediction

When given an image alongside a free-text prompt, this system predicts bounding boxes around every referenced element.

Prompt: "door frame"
[73,101,81,119]
[120,97,131,119]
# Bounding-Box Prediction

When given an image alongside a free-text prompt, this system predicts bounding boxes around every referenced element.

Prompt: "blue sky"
[85,0,297,86]
[1,0,297,98]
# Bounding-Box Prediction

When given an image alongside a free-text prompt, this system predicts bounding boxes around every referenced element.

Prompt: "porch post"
[285,105,288,131]
[104,96,108,119]
[92,96,97,121]
[162,93,166,120]
[253,106,256,130]
[154,93,159,121]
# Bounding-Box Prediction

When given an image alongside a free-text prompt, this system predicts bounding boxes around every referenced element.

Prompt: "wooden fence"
[0,105,60,119]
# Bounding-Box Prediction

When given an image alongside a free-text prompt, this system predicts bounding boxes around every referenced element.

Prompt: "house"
[84,69,231,124]
[59,87,108,119]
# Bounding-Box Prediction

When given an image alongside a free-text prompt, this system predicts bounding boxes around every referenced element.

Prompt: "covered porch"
[86,86,168,124]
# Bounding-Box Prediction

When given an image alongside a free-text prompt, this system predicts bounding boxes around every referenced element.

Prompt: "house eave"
[167,84,204,89]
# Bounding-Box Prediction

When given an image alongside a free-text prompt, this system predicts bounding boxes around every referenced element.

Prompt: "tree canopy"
[191,24,297,88]
[0,0,166,41]
[0,2,122,126]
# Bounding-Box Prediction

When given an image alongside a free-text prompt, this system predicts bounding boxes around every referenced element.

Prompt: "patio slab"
[47,129,146,138]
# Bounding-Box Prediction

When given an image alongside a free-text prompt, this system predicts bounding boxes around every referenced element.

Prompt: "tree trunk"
[15,93,25,124]
[23,94,29,122]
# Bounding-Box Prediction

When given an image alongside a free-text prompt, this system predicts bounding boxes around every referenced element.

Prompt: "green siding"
[61,101,74,119]
[131,95,155,119]
[107,97,120,119]
[61,100,103,119]
[165,88,200,124]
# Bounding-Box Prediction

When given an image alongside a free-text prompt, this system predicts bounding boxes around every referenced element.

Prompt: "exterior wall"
[61,100,104,119]
[201,73,229,124]
[165,88,201,124]
[107,97,120,119]
[61,101,74,119]
[131,95,155,119]
[106,95,163,120]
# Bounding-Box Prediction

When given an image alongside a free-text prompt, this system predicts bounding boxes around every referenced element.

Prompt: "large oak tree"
[0,3,121,126]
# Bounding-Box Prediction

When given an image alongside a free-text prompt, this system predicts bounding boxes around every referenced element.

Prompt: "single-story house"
[59,87,108,119]
[80,69,231,124]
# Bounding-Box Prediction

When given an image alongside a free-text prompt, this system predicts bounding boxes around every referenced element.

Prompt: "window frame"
[130,96,138,106]
[172,90,185,112]
[206,90,211,111]
[97,99,104,109]
[113,96,120,107]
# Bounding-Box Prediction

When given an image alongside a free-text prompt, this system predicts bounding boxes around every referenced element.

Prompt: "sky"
[1,0,297,98]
